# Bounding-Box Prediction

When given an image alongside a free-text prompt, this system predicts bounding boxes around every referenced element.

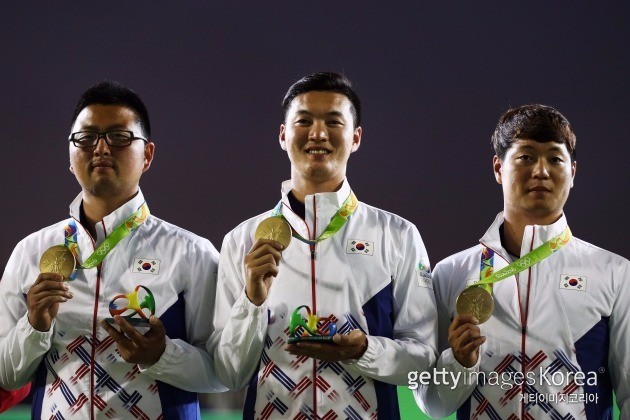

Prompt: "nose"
[308,121,328,142]
[93,135,111,155]
[532,159,550,179]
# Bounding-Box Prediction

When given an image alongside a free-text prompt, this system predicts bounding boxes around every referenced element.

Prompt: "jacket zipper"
[311,196,318,418]
[516,226,535,419]
[88,220,106,420]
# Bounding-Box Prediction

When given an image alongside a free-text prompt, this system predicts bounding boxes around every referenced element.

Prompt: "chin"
[305,165,333,178]
[88,182,124,197]
[524,206,562,220]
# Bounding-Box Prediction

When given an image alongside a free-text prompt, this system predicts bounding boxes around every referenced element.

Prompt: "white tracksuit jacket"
[208,180,438,419]
[415,212,629,419]
[0,190,225,419]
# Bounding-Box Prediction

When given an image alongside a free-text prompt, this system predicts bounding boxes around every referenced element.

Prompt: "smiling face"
[69,104,154,200]
[494,139,576,225]
[279,91,361,193]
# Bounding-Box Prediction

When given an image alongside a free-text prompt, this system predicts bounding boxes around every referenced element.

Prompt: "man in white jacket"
[0,81,225,418]
[209,72,437,419]
[415,104,629,419]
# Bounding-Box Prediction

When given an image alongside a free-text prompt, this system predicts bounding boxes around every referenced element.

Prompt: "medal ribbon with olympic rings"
[270,192,358,245]
[62,203,150,279]
[471,226,572,291]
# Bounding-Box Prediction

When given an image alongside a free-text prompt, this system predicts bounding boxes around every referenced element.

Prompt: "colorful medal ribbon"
[475,247,495,293]
[271,192,358,245]
[63,222,80,280]
[63,203,150,277]
[472,225,572,290]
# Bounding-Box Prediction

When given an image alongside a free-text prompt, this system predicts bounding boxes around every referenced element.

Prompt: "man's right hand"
[244,239,284,306]
[448,314,486,368]
[26,273,72,332]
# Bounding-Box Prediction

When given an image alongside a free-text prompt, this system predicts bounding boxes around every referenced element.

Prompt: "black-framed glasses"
[69,130,148,148]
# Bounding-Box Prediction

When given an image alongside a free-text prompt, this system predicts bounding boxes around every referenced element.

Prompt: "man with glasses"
[415,104,629,418]
[0,81,225,418]
[209,72,437,419]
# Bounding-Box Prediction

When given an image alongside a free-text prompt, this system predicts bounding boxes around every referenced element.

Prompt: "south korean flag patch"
[346,239,374,256]
[133,258,161,275]
[560,274,586,291]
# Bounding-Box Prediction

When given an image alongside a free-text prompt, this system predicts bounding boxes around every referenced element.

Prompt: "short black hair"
[281,72,361,128]
[71,81,151,137]
[491,104,576,161]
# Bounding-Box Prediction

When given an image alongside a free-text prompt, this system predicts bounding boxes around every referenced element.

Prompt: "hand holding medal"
[26,246,76,332]
[243,217,290,306]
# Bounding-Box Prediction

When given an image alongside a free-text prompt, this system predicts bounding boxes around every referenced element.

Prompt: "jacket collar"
[480,211,570,258]
[278,179,353,240]
[69,189,147,242]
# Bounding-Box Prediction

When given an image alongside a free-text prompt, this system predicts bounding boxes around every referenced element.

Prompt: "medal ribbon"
[475,247,495,293]
[64,203,150,276]
[472,226,572,291]
[271,192,358,245]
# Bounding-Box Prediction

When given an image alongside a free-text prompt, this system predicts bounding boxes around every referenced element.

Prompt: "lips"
[305,147,331,155]
[529,186,551,192]
[91,160,114,170]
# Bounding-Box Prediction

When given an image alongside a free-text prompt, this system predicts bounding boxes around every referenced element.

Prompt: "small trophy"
[106,285,156,326]
[288,305,337,344]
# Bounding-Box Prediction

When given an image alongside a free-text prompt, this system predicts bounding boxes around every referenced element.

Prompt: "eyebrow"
[295,110,345,118]
[75,124,130,131]
[516,144,565,153]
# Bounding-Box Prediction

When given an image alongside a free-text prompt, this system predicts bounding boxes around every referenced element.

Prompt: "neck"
[502,208,562,256]
[290,176,344,203]
[81,189,138,237]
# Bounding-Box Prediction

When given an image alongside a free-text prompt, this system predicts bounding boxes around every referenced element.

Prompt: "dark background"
[1,2,628,271]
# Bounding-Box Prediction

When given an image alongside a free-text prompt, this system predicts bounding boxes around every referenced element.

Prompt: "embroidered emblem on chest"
[346,239,374,255]
[559,274,587,291]
[133,258,161,275]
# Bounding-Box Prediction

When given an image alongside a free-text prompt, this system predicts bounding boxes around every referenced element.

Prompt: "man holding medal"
[209,72,438,418]
[0,81,225,418]
[415,105,630,418]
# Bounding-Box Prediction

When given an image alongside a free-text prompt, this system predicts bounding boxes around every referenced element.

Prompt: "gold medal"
[254,217,292,249]
[456,285,494,324]
[39,245,76,279]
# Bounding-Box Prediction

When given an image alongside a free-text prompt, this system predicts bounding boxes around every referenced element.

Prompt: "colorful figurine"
[106,285,156,326]
[288,305,337,343]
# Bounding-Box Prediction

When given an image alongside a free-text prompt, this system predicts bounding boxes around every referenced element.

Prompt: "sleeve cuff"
[438,347,480,373]
[344,335,375,367]
[234,291,268,316]
[18,315,54,346]
[139,337,179,373]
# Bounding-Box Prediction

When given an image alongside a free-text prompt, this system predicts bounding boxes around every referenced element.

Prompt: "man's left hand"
[285,330,368,363]
[101,315,166,365]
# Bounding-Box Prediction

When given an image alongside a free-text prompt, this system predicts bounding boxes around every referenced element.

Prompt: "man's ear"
[143,142,155,172]
[493,155,502,185]
[279,124,287,150]
[350,126,362,153]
